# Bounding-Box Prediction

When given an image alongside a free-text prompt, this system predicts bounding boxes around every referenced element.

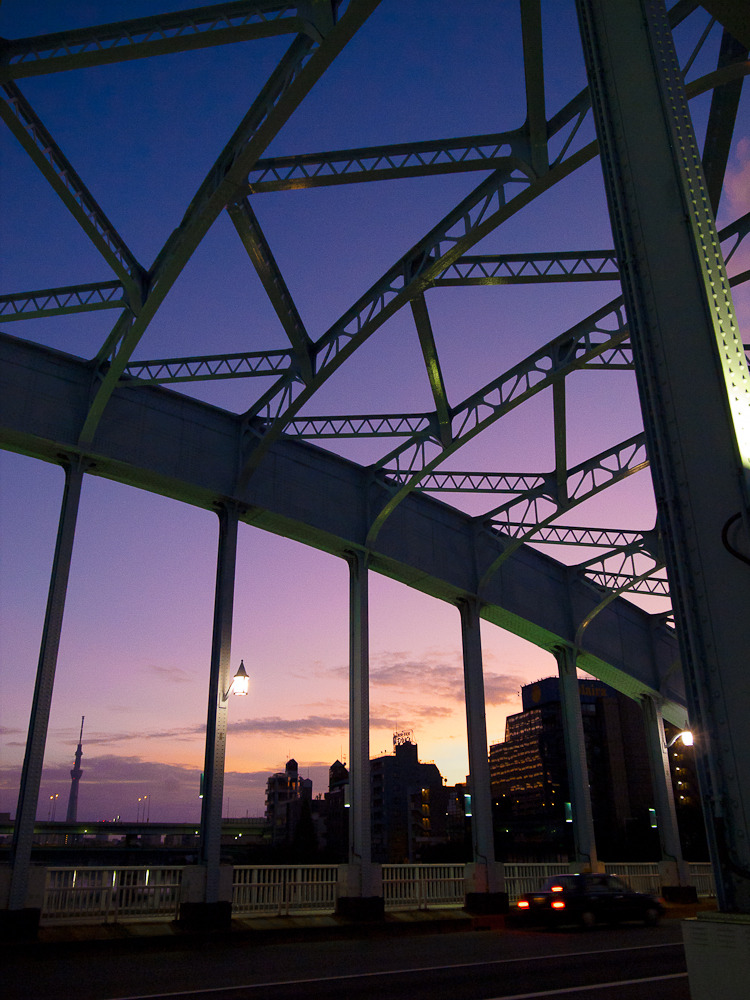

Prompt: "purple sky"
[1,1,748,822]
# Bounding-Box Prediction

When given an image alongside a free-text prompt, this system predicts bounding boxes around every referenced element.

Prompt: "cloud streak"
[368,649,527,706]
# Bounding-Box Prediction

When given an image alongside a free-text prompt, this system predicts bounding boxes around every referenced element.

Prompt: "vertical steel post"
[576,0,750,911]
[458,599,500,890]
[346,549,371,881]
[640,694,689,887]
[555,646,598,870]
[10,458,85,911]
[199,504,239,903]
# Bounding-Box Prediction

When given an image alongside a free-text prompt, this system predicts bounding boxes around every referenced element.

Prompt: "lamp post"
[199,657,250,917]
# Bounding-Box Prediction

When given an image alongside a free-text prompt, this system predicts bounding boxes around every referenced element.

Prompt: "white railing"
[232,865,338,916]
[382,864,465,909]
[503,863,569,901]
[37,860,716,925]
[42,866,184,924]
[604,862,662,895]
[689,863,716,897]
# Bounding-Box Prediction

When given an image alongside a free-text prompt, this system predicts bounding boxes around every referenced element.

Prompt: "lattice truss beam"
[1,1,748,613]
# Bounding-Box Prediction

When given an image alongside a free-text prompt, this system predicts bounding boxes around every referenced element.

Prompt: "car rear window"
[541,875,578,890]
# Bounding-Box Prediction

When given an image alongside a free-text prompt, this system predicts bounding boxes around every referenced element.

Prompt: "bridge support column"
[576,0,750,919]
[459,599,506,912]
[5,459,86,938]
[555,646,599,871]
[337,550,382,920]
[188,504,240,931]
[640,694,695,900]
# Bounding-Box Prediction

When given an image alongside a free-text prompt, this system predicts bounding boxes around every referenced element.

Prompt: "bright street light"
[667,730,694,748]
[226,660,249,698]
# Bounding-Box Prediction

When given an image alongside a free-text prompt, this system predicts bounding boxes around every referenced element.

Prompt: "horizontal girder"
[0,331,688,724]
[124,350,294,382]
[245,131,525,190]
[432,250,619,285]
[0,281,125,321]
[0,2,311,80]
[285,413,432,437]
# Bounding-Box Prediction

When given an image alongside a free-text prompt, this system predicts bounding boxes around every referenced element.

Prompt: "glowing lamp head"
[230,660,249,697]
[667,729,694,748]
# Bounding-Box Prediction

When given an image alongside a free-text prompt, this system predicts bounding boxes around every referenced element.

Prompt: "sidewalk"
[28,898,717,948]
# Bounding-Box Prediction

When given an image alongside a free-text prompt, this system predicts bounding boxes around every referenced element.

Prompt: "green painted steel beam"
[0,2,311,80]
[0,282,125,321]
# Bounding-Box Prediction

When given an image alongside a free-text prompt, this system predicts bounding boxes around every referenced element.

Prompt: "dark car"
[513,873,664,929]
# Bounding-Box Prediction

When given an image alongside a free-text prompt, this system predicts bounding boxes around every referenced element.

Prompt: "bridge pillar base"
[464,892,509,915]
[662,885,698,903]
[335,896,384,921]
[0,908,40,941]
[178,900,232,933]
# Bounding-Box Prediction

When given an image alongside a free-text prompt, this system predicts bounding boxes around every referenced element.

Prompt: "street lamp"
[667,729,694,748]
[226,660,249,698]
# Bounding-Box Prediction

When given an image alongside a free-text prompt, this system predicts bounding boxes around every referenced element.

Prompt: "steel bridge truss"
[1,2,748,615]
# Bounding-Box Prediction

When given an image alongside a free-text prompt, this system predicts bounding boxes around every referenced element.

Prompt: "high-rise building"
[322,759,349,861]
[370,732,445,863]
[490,678,675,860]
[264,758,312,847]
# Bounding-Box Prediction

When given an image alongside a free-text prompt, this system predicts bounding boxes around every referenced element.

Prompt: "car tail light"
[550,885,564,892]
[551,900,566,910]
[517,900,530,909]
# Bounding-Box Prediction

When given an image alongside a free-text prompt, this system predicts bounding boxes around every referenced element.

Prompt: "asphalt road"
[5,922,689,1000]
